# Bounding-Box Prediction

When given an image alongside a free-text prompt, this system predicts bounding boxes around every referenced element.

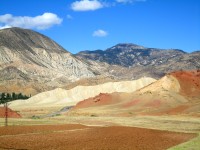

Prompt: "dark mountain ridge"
[76,43,189,67]
[76,43,200,79]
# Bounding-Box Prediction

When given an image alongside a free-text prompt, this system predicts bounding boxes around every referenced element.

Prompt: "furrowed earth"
[0,124,197,150]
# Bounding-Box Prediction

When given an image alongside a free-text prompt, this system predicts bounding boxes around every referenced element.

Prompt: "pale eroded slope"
[9,77,156,109]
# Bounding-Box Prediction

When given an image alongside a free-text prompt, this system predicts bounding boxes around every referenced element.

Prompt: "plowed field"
[0,124,196,150]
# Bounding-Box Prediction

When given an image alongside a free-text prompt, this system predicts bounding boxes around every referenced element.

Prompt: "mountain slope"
[76,43,200,79]
[0,27,95,95]
[77,43,186,67]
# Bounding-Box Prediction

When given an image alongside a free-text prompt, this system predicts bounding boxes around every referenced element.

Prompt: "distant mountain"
[77,43,185,67]
[76,43,200,79]
[0,27,94,95]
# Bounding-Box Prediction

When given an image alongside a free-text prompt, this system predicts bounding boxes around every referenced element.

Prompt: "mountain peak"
[0,27,67,53]
[117,43,145,47]
[109,43,146,50]
[0,28,95,95]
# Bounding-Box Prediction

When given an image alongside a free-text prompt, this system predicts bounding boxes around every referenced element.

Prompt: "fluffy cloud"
[71,0,104,11]
[0,13,62,30]
[93,29,108,37]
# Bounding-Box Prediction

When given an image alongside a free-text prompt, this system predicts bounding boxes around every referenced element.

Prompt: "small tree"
[6,93,11,101]
[18,93,23,99]
[0,93,6,104]
[12,92,17,100]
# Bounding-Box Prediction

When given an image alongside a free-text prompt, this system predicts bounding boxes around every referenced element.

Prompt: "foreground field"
[0,115,200,149]
[0,124,196,150]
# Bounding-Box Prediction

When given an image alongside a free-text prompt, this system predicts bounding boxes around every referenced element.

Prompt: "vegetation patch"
[168,133,200,150]
[0,92,30,104]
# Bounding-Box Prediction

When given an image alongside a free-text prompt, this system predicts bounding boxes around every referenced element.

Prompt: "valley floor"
[0,123,196,150]
[0,115,200,150]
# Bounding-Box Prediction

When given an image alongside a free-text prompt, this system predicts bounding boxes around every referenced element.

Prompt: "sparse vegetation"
[31,115,40,119]
[169,133,200,150]
[0,92,30,104]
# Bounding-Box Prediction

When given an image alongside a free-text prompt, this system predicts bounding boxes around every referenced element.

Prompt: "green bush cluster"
[0,92,30,104]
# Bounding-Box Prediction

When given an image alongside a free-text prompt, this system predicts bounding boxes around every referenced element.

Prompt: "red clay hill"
[69,70,200,117]
[0,107,21,118]
[170,70,200,97]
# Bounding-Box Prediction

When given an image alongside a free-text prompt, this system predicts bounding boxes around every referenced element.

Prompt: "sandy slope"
[71,71,200,117]
[9,77,156,110]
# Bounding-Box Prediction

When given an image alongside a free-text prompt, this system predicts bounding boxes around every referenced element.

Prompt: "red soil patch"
[0,124,196,150]
[170,70,200,97]
[141,105,190,116]
[164,105,190,115]
[0,124,87,136]
[0,107,21,118]
[123,99,140,107]
[145,100,162,108]
[73,93,114,109]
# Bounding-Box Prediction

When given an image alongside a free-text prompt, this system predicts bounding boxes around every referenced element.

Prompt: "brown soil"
[123,99,140,107]
[0,124,196,150]
[140,105,191,116]
[71,70,200,117]
[0,107,21,118]
[74,93,114,109]
[63,76,118,90]
[145,99,162,108]
[164,105,190,115]
[170,70,200,97]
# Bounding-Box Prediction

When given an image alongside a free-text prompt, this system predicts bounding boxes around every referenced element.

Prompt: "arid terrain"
[0,124,197,150]
[68,70,200,118]
[0,70,199,149]
[0,107,21,118]
[0,28,200,150]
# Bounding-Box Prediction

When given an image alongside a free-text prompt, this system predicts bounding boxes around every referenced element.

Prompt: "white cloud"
[71,0,104,11]
[67,14,73,19]
[0,25,11,30]
[93,29,108,37]
[0,13,62,30]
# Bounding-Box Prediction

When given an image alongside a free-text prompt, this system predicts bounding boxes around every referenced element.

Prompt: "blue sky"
[0,0,200,53]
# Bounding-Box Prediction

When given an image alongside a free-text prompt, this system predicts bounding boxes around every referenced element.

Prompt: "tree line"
[0,92,30,104]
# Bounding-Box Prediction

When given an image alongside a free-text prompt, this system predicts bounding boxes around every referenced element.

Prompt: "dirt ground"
[0,124,196,150]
